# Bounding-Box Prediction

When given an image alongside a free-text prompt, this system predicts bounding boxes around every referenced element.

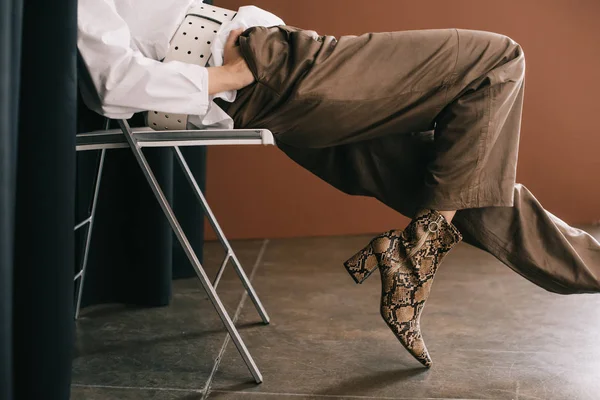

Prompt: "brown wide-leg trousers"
[215,25,600,294]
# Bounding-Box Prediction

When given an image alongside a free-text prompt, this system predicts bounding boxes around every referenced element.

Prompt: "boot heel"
[344,242,379,284]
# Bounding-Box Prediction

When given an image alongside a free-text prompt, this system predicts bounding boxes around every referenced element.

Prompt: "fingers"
[226,27,245,47]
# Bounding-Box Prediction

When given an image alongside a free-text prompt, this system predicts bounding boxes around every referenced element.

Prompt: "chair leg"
[172,146,270,325]
[117,119,263,384]
[74,147,106,320]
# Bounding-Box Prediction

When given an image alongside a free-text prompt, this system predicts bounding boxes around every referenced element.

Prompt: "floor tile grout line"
[202,238,270,400]
[208,389,489,400]
[71,383,203,393]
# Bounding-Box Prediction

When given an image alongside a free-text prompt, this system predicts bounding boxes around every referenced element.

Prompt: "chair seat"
[76,127,275,151]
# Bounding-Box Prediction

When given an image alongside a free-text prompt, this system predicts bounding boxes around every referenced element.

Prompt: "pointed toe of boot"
[397,322,433,368]
[380,304,434,368]
[401,328,433,368]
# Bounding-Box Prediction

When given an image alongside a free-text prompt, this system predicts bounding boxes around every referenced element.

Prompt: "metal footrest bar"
[213,252,231,289]
[74,270,83,281]
[74,217,92,231]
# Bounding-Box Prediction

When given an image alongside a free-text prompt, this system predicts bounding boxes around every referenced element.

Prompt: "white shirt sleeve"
[77,0,210,119]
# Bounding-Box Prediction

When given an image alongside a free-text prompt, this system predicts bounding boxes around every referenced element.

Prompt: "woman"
[78,0,600,368]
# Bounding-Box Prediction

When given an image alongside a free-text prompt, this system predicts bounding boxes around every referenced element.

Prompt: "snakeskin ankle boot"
[343,208,463,367]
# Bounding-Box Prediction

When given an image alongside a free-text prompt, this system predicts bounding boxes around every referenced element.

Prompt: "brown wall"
[207,0,600,240]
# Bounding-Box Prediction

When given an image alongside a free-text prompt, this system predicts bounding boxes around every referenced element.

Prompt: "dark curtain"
[1,0,77,398]
[1,0,210,398]
[0,0,22,398]
[75,5,210,308]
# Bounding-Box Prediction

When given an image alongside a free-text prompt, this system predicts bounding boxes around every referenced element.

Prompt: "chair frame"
[73,118,275,383]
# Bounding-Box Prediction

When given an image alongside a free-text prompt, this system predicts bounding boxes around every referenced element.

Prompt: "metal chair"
[73,117,275,383]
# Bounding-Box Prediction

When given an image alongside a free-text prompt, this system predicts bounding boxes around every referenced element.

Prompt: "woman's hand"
[207,28,256,95]
[223,28,256,88]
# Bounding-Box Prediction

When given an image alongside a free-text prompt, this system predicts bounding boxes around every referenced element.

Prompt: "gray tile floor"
[71,225,600,400]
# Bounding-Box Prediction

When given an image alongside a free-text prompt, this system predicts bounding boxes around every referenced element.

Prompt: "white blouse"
[77,0,285,128]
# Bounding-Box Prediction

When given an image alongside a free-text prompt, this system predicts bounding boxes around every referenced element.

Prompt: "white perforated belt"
[147,3,236,131]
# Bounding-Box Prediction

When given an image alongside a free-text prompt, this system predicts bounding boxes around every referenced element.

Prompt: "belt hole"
[177,119,182,123]
[188,22,192,25]
[187,51,191,54]
[195,37,198,40]
[207,41,211,44]
[152,122,157,126]
[200,54,204,58]
[153,111,157,114]
[165,115,169,118]
[201,26,205,29]
[174,46,178,50]
[213,30,217,33]
[183,32,187,35]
